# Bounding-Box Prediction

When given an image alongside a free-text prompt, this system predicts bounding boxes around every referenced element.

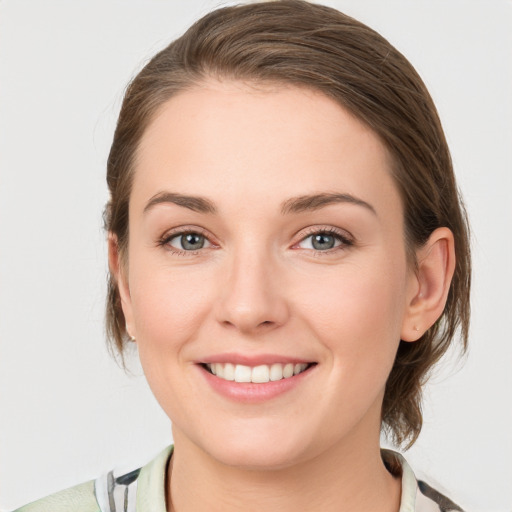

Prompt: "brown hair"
[104,0,471,448]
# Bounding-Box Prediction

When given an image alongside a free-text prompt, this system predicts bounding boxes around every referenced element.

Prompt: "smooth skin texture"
[109,81,455,512]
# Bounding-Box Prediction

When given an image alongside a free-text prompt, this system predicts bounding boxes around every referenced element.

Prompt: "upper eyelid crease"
[159,230,213,255]
[297,230,353,248]
[158,226,352,244]
[158,228,352,254]
[159,226,210,243]
[298,225,354,241]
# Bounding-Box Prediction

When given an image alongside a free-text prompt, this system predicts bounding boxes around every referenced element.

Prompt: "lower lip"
[199,365,314,403]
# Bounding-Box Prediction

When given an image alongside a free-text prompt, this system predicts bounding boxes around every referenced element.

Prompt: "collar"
[134,445,421,512]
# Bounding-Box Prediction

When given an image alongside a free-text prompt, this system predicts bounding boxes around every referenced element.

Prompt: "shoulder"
[13,480,99,512]
[382,449,465,512]
[416,479,464,512]
[12,446,172,512]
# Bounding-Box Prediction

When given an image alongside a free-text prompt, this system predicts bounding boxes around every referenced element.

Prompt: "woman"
[14,1,470,510]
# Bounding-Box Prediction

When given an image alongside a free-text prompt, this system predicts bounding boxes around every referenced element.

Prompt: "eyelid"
[292,226,354,251]
[157,224,354,255]
[157,225,218,254]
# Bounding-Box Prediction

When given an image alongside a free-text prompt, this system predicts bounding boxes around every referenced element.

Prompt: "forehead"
[133,80,401,216]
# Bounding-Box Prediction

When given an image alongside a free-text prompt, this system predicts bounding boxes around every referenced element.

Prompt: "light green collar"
[136,445,173,512]
[136,446,419,512]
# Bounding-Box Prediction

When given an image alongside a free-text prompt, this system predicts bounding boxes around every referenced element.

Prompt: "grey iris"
[181,233,205,250]
[312,233,335,250]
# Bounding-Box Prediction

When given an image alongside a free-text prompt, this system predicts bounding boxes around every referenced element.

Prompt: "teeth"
[251,365,270,383]
[206,362,310,383]
[283,363,294,378]
[294,363,307,375]
[234,364,252,383]
[215,363,224,379]
[223,363,235,381]
[269,363,283,381]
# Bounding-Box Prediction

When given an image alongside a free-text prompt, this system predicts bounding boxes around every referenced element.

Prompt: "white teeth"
[215,363,224,379]
[206,362,310,383]
[234,364,252,383]
[294,363,307,375]
[269,363,283,381]
[223,363,235,381]
[283,363,294,378]
[251,365,270,383]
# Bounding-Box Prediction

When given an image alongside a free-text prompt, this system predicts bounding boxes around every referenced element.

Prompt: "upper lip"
[198,353,315,366]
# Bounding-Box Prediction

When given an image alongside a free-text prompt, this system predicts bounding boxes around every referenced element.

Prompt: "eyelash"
[294,227,354,256]
[157,226,354,257]
[157,226,214,256]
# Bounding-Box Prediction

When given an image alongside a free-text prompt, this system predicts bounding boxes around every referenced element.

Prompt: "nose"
[215,248,290,335]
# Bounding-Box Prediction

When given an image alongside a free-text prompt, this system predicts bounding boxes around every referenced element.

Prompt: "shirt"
[14,446,464,512]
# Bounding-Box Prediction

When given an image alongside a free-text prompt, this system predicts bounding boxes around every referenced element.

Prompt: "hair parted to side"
[104,0,471,448]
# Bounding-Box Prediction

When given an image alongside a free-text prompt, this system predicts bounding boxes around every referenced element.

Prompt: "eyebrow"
[144,192,217,214]
[280,193,377,216]
[143,191,376,216]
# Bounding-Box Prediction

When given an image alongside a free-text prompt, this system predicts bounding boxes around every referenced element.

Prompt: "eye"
[166,232,212,251]
[296,229,352,252]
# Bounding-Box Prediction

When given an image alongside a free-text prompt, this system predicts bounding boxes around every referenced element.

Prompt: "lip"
[198,353,312,366]
[196,354,316,403]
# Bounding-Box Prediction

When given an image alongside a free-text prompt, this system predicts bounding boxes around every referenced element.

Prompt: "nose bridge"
[216,239,288,333]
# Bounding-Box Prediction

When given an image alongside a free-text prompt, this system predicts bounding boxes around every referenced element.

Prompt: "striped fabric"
[14,445,464,511]
[94,468,140,512]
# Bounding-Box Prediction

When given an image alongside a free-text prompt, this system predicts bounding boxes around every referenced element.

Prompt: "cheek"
[296,257,408,362]
[128,259,215,358]
[127,261,217,416]
[309,260,408,418]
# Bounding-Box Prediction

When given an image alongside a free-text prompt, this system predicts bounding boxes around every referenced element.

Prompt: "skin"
[110,80,455,512]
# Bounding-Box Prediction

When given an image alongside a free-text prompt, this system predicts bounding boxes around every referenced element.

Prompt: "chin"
[213,443,304,471]
[193,420,316,471]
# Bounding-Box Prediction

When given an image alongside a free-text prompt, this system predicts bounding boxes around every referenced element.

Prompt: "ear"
[401,227,456,342]
[108,233,136,340]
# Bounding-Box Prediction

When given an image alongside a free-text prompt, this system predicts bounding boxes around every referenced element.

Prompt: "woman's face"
[119,81,419,469]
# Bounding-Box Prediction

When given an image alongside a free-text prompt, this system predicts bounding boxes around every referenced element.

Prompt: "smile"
[204,362,311,383]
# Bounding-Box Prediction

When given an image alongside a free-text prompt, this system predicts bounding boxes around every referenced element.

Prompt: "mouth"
[201,362,315,384]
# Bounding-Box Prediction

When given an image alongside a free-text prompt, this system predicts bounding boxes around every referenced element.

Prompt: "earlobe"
[401,227,456,342]
[108,233,136,339]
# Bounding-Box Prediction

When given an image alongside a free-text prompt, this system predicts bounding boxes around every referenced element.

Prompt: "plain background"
[0,1,511,510]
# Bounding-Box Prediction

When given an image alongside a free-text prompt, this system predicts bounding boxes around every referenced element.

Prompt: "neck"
[167,426,401,512]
